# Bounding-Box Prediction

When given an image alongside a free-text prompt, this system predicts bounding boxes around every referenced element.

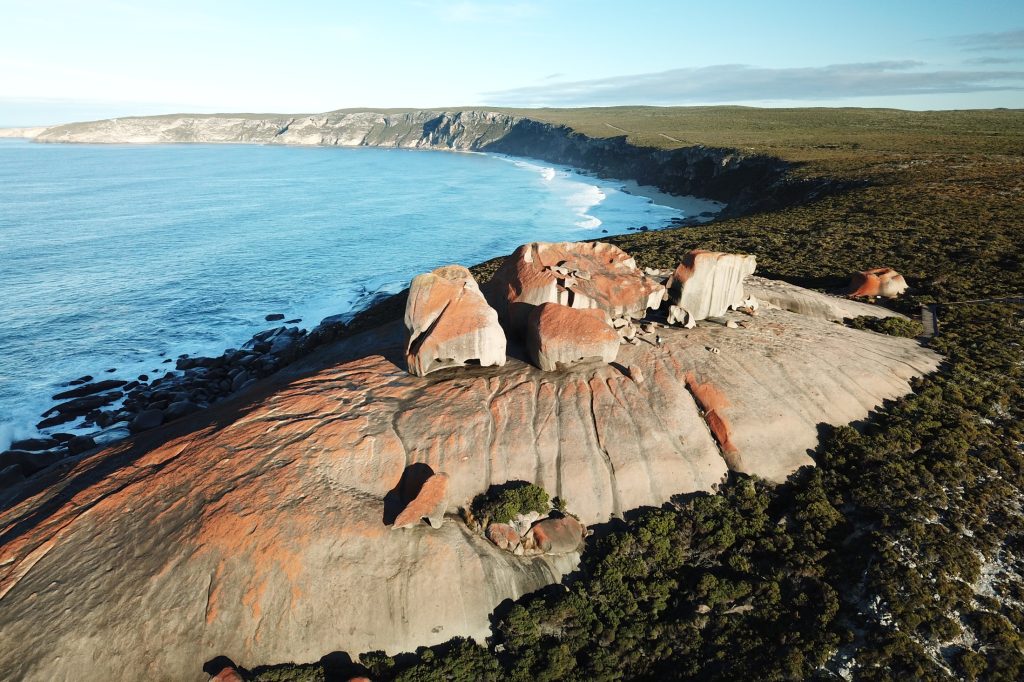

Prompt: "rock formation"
[487,523,523,554]
[527,303,620,371]
[393,472,449,529]
[484,241,666,333]
[404,265,506,376]
[0,271,941,681]
[745,276,906,323]
[666,250,757,322]
[523,516,587,555]
[685,372,740,469]
[848,267,909,298]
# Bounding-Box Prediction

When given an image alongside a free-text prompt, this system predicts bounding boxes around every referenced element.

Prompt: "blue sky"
[1,0,1022,125]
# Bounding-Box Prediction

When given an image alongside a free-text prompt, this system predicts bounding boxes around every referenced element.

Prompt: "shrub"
[471,482,551,526]
[845,315,924,337]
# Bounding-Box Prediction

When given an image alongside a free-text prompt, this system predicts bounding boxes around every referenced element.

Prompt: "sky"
[1,0,1023,126]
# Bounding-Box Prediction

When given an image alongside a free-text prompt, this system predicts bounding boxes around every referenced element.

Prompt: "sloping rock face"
[667,250,757,321]
[0,297,940,681]
[848,268,909,299]
[527,303,620,371]
[745,276,905,323]
[485,241,666,332]
[404,265,506,376]
[393,472,449,529]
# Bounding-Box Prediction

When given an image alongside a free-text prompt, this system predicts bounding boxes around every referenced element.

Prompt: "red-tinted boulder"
[848,268,908,299]
[210,666,244,682]
[527,303,620,371]
[523,516,587,555]
[486,523,522,553]
[485,241,665,333]
[392,472,449,529]
[405,265,506,376]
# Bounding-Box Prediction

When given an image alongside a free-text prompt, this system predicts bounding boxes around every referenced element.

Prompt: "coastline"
[0,143,700,457]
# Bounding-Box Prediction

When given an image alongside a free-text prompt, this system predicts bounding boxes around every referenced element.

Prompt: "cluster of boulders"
[486,513,588,556]
[2,315,351,493]
[403,241,765,376]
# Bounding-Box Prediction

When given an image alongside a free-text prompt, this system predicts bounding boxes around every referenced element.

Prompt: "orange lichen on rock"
[393,472,450,529]
[405,264,506,376]
[523,516,587,555]
[847,267,908,298]
[685,372,740,464]
[527,303,620,371]
[210,665,245,682]
[485,241,666,333]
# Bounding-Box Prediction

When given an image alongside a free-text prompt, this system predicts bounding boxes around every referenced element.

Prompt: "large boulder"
[392,472,449,529]
[523,516,587,555]
[848,267,908,298]
[485,241,666,333]
[404,265,506,376]
[487,523,523,554]
[527,303,620,371]
[666,250,757,321]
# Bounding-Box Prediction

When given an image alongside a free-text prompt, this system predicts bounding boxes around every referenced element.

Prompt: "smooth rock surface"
[524,516,587,555]
[485,241,666,333]
[666,250,757,321]
[527,303,620,371]
[404,265,506,376]
[745,276,904,323]
[0,289,940,681]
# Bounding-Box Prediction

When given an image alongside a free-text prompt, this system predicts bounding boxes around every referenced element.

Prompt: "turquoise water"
[0,140,702,448]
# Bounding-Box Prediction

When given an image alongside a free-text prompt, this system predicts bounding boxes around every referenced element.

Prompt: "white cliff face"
[34,110,523,150]
[0,127,48,139]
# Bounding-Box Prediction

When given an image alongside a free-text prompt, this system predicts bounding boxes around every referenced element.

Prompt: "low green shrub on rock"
[846,315,924,338]
[471,482,551,527]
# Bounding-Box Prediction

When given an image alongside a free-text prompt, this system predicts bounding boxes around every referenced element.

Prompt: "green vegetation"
[253,107,1024,681]
[471,482,552,526]
[845,315,925,338]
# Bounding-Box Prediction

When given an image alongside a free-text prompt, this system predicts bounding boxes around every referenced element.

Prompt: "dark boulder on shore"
[10,437,58,452]
[265,313,285,321]
[129,409,164,434]
[52,379,128,401]
[67,435,97,455]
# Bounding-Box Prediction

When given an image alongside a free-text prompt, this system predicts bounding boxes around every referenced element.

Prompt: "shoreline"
[0,145,705,460]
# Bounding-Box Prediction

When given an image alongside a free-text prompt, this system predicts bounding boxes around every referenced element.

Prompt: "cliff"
[34,109,830,216]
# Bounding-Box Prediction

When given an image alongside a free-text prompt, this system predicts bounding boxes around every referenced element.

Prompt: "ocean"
[0,139,720,449]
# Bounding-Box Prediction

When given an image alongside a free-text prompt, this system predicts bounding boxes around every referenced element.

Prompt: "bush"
[471,482,551,526]
[845,314,924,337]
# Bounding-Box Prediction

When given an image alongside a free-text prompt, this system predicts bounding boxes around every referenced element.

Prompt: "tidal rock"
[393,472,449,529]
[666,250,757,321]
[9,437,58,452]
[527,303,620,372]
[67,436,96,456]
[52,379,128,401]
[265,313,285,321]
[848,267,908,299]
[164,400,199,422]
[128,409,164,434]
[485,241,666,333]
[404,265,506,377]
[487,523,523,553]
[523,516,587,555]
[41,392,124,419]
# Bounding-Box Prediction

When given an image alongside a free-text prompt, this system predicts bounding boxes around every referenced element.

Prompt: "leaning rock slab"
[393,472,449,529]
[405,265,506,376]
[527,303,620,371]
[485,241,665,333]
[666,250,757,321]
[848,267,908,299]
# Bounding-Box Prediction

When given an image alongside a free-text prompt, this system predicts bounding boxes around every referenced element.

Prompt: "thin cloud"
[483,62,1024,107]
[949,28,1024,52]
[965,56,1023,65]
[433,1,540,23]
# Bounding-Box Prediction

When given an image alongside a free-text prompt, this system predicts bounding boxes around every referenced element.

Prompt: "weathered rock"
[745,276,905,322]
[9,437,58,452]
[0,449,64,477]
[164,400,200,422]
[527,303,620,371]
[41,392,124,419]
[51,379,127,401]
[128,409,164,434]
[0,287,942,681]
[485,241,666,333]
[265,313,285,321]
[209,665,244,682]
[666,250,757,321]
[685,373,740,467]
[404,265,506,376]
[393,472,450,529]
[487,523,522,553]
[848,267,908,299]
[523,516,587,555]
[67,436,96,456]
